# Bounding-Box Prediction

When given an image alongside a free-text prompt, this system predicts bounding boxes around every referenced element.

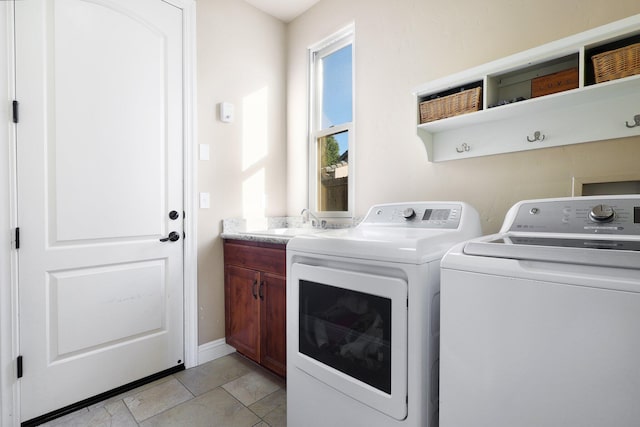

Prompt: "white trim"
[308,22,355,55]
[198,339,237,365]
[308,23,355,219]
[1,2,19,425]
[315,122,350,139]
[0,1,198,424]
[180,0,199,370]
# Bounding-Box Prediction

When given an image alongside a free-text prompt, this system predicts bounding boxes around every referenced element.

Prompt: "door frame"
[0,1,198,425]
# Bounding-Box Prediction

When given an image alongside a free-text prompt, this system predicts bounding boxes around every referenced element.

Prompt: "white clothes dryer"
[440,195,640,427]
[287,202,482,427]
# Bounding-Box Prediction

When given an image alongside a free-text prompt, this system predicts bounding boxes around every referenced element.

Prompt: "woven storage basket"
[419,87,482,124]
[592,42,640,83]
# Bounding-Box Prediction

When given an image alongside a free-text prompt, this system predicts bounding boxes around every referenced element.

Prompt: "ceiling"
[243,0,321,22]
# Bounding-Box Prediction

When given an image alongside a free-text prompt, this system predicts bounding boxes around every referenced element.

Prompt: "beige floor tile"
[102,400,139,426]
[222,371,281,406]
[253,422,271,427]
[175,353,255,396]
[88,375,176,412]
[39,408,89,427]
[263,404,286,427]
[124,377,193,422]
[41,400,137,427]
[140,387,261,427]
[248,388,286,418]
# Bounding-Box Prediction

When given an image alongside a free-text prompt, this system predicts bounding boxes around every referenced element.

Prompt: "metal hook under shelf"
[456,143,471,153]
[526,131,545,142]
[625,114,640,128]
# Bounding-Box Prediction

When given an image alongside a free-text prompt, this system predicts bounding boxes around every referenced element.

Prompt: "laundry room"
[1,0,640,425]
[197,0,640,355]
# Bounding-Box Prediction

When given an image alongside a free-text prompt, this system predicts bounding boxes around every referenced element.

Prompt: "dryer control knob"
[403,208,416,220]
[589,204,615,222]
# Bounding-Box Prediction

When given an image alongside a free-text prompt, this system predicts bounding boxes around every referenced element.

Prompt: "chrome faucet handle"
[301,208,325,228]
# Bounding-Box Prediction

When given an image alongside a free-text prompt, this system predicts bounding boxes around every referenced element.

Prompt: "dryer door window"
[299,280,392,394]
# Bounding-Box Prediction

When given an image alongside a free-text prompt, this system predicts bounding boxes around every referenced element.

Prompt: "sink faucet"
[301,208,326,229]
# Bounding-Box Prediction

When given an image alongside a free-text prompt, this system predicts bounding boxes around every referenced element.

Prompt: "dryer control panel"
[362,202,465,229]
[505,197,640,235]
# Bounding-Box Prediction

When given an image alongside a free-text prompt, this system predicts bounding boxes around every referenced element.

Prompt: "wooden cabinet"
[224,239,287,377]
[414,14,640,162]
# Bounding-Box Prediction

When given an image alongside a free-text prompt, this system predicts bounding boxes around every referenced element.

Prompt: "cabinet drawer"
[224,241,286,275]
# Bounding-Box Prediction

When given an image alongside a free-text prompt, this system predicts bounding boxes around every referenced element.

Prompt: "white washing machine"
[286,202,482,427]
[440,195,640,427]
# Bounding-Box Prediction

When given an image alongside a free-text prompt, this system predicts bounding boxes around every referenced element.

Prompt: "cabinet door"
[261,273,287,377]
[225,265,260,362]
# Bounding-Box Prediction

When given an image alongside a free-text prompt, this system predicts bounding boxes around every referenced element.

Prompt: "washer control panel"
[362,202,463,229]
[507,197,640,235]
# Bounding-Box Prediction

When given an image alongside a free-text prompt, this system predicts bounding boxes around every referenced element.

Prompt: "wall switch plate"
[219,102,234,123]
[199,192,210,209]
[199,144,210,160]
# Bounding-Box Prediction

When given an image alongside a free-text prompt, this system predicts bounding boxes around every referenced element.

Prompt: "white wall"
[196,0,287,344]
[287,0,640,234]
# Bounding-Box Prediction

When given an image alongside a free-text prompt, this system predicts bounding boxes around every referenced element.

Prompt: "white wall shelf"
[414,14,640,162]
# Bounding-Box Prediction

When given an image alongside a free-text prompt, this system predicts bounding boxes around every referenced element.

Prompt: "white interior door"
[15,0,184,421]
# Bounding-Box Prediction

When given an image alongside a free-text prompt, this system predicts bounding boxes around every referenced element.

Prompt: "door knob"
[159,231,180,242]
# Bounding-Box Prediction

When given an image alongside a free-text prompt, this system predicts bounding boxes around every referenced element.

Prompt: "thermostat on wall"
[219,102,234,123]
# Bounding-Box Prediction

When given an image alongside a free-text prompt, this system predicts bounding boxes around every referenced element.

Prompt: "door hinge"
[15,227,20,249]
[12,100,19,124]
[17,356,23,379]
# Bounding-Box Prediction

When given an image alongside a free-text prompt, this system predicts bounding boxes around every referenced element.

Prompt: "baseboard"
[198,338,236,365]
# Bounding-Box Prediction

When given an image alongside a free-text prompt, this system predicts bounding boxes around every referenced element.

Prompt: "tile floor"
[40,353,286,427]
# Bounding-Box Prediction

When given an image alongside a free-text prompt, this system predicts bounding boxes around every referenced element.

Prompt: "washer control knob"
[403,208,416,220]
[589,204,615,223]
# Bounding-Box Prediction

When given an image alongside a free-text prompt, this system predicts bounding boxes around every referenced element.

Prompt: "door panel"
[225,265,261,362]
[16,0,184,421]
[52,0,168,242]
[49,260,165,357]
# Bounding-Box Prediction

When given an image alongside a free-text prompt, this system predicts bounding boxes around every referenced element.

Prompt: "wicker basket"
[592,42,640,83]
[419,87,482,124]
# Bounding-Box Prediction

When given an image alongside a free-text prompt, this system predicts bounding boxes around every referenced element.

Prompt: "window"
[309,25,354,217]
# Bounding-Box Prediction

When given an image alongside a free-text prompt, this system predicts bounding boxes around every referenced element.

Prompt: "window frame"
[307,24,355,219]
